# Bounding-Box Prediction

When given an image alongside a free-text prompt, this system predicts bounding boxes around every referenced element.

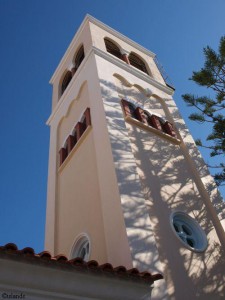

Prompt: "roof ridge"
[0,243,163,283]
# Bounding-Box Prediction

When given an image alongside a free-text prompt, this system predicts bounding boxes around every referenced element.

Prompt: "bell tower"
[45,15,225,299]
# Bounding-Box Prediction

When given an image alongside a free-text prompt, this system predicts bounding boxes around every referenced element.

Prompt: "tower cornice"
[92,46,174,96]
[50,14,156,84]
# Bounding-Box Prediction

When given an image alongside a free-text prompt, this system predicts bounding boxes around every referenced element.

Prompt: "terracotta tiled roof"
[0,243,163,283]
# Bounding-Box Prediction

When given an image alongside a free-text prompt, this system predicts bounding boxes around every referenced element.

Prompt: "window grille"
[129,53,149,75]
[104,38,122,59]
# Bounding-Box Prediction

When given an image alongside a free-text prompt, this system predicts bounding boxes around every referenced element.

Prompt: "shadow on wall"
[99,77,225,300]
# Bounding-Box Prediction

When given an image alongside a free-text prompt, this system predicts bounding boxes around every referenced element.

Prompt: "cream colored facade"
[45,15,225,299]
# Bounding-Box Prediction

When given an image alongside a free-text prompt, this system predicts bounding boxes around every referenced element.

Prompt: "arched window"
[128,52,149,75]
[163,121,177,137]
[127,102,137,119]
[104,38,122,59]
[158,117,167,133]
[61,71,72,95]
[71,235,90,261]
[149,114,163,131]
[143,110,153,126]
[74,45,85,70]
[59,140,68,165]
[171,212,207,252]
[121,99,139,120]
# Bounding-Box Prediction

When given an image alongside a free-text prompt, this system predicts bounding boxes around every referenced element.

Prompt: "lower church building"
[0,15,225,299]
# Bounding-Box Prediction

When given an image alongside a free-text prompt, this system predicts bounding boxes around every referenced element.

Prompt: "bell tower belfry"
[45,15,225,300]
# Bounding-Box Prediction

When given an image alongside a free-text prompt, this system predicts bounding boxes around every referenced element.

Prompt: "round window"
[171,212,207,252]
[71,234,90,261]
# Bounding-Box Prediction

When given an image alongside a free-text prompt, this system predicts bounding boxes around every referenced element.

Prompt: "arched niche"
[70,233,91,261]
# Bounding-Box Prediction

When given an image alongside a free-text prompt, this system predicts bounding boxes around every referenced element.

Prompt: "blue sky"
[0,0,224,253]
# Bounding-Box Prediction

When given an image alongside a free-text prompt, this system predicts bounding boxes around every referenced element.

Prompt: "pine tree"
[182,36,225,186]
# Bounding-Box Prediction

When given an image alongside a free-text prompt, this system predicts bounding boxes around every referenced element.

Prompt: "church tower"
[45,15,225,299]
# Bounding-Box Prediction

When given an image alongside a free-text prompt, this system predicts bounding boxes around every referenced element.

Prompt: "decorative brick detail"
[59,107,92,167]
[164,121,177,137]
[121,99,132,117]
[121,100,178,139]
[67,135,76,153]
[134,107,149,124]
[150,115,163,131]
[59,148,68,165]
[83,107,91,128]
[75,122,85,140]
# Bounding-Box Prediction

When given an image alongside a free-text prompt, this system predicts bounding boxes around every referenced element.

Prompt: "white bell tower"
[45,15,225,300]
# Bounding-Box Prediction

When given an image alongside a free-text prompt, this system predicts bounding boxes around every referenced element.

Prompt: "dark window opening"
[82,116,87,131]
[73,131,78,145]
[128,53,149,75]
[187,238,195,248]
[75,45,85,69]
[104,38,122,59]
[61,71,72,95]
[59,144,68,165]
[81,108,91,131]
[128,102,139,120]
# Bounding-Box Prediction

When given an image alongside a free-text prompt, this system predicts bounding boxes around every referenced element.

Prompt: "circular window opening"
[71,234,90,261]
[170,212,207,252]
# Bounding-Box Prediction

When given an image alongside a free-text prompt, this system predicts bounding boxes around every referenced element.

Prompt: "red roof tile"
[0,243,163,284]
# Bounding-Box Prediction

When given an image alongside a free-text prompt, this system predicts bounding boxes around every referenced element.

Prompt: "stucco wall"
[112,70,225,299]
[128,123,224,299]
[93,48,225,298]
[57,131,107,261]
[47,50,134,267]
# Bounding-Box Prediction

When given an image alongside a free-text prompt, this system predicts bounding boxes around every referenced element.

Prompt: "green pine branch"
[182,36,225,186]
